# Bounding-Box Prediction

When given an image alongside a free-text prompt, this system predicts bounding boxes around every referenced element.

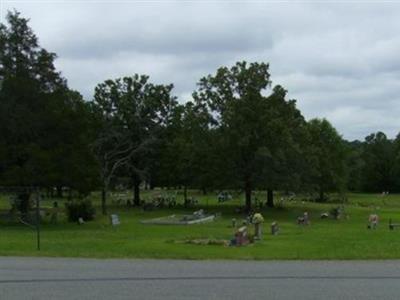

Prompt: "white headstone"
[110,214,120,226]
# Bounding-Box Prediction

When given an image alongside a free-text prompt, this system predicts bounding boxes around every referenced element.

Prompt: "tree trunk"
[319,189,325,202]
[202,187,207,195]
[183,185,188,207]
[17,193,31,215]
[56,186,63,198]
[267,188,274,208]
[101,186,107,215]
[245,180,252,212]
[149,180,155,190]
[133,178,141,206]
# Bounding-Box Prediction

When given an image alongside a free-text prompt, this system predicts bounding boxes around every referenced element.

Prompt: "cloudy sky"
[1,1,400,140]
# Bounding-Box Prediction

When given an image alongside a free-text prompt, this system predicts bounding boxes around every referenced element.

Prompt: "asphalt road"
[1,257,400,299]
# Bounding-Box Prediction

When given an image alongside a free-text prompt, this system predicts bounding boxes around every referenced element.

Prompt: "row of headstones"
[76,212,400,234]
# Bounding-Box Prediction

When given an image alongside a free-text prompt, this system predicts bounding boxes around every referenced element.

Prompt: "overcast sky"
[1,1,400,140]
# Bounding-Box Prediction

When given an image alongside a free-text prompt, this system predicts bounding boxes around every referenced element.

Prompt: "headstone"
[271,221,279,235]
[303,212,309,225]
[320,212,329,219]
[78,217,84,225]
[231,218,237,228]
[254,222,262,240]
[218,192,224,202]
[252,213,264,240]
[193,209,204,218]
[39,210,46,218]
[330,207,341,220]
[297,212,310,225]
[110,214,120,226]
[368,214,378,229]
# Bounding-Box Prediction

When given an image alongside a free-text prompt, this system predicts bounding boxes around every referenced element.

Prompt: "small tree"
[91,128,137,215]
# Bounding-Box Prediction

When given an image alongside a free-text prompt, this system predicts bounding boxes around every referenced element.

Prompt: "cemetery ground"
[0,192,400,260]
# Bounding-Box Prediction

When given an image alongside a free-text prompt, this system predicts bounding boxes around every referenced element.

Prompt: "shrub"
[329,206,342,220]
[65,199,95,222]
[10,193,32,214]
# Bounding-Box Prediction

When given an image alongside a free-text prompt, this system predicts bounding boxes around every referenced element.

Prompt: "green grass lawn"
[1,191,400,260]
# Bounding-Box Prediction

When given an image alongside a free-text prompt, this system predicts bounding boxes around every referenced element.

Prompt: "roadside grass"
[0,191,400,260]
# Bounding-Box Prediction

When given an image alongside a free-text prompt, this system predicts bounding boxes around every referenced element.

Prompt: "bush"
[65,199,95,222]
[329,206,343,220]
[10,193,32,214]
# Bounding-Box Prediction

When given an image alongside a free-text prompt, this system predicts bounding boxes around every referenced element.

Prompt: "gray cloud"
[2,1,400,140]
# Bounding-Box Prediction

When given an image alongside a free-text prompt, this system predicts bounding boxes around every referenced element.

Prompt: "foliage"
[307,119,348,202]
[345,140,365,191]
[329,206,342,220]
[361,132,397,192]
[193,61,308,210]
[65,199,96,222]
[0,11,97,194]
[91,74,177,213]
[4,10,400,213]
[157,101,217,200]
[10,193,32,214]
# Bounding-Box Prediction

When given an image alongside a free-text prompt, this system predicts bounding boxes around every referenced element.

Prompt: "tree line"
[1,11,399,213]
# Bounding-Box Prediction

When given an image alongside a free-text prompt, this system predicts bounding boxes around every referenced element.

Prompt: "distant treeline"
[0,11,398,213]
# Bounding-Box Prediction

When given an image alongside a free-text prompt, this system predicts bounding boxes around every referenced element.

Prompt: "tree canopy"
[3,10,400,214]
[0,11,97,196]
[91,75,177,213]
[193,62,310,210]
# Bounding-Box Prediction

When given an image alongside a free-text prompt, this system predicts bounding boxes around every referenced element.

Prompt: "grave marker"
[110,214,120,226]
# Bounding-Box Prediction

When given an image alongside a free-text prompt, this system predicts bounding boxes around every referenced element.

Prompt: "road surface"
[1,257,400,299]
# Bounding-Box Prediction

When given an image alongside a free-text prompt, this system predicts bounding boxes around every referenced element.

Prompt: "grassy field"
[1,191,400,260]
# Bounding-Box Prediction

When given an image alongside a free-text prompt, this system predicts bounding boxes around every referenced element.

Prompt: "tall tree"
[307,118,348,201]
[193,61,307,211]
[345,140,365,192]
[1,11,66,186]
[0,11,97,207]
[92,75,177,211]
[256,85,309,207]
[361,132,396,192]
[158,101,216,203]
